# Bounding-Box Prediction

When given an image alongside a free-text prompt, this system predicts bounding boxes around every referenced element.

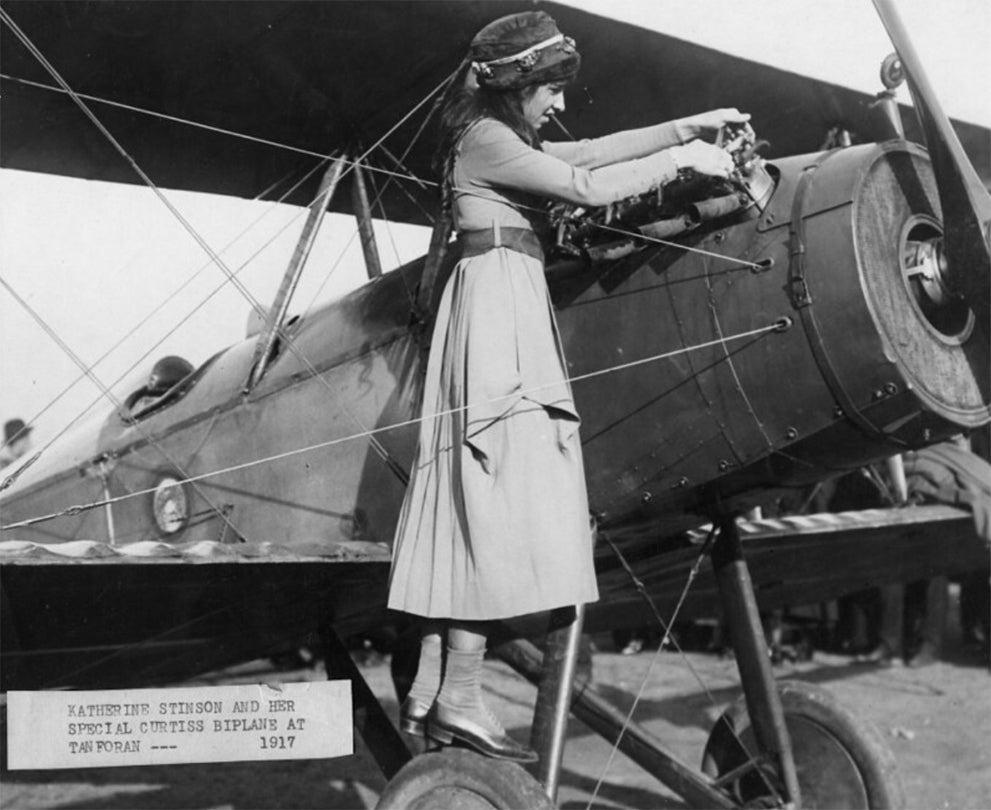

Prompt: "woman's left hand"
[685,108,752,138]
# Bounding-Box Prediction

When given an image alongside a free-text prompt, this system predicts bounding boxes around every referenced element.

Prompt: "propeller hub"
[900,216,974,343]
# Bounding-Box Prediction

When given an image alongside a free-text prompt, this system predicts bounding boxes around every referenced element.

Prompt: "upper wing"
[2,1,987,226]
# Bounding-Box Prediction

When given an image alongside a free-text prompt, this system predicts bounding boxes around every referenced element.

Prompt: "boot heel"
[400,716,426,737]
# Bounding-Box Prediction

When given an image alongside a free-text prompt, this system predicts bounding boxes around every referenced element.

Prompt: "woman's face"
[522,82,566,130]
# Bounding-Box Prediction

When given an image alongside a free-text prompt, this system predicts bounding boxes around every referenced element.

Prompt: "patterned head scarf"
[469,11,580,91]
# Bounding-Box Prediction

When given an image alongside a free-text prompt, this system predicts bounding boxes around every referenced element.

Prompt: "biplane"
[1,0,989,807]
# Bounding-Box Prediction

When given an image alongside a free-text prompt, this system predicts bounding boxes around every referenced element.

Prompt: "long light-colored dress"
[388,116,690,620]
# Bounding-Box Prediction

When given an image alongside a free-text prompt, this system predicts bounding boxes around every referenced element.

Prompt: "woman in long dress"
[388,10,749,762]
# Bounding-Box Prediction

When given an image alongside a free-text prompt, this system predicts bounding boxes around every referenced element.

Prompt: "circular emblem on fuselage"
[152,475,189,535]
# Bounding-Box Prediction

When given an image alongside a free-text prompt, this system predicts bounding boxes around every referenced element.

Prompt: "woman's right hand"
[669,140,736,179]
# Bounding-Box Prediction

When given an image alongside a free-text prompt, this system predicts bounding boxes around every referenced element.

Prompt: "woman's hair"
[432,81,540,178]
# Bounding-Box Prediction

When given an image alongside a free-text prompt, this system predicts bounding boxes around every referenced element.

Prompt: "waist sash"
[458,226,544,262]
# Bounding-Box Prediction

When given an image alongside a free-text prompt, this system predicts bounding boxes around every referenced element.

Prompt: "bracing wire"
[0,7,454,489]
[589,531,780,806]
[1,321,785,531]
[3,157,332,459]
[0,17,844,803]
[586,529,717,809]
[0,72,767,273]
[0,72,443,190]
[0,12,781,607]
[0,275,249,543]
[1,18,797,792]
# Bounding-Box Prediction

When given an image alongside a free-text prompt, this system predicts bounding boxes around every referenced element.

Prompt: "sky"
[0,0,988,449]
[569,0,991,127]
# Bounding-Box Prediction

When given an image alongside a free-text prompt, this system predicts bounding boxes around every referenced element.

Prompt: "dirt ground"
[2,628,988,809]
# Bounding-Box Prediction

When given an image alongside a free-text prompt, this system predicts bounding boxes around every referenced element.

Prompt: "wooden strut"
[710,514,801,807]
[247,154,348,391]
[529,605,586,802]
[414,212,454,330]
[496,638,736,809]
[351,160,383,280]
[320,624,412,781]
[496,514,806,808]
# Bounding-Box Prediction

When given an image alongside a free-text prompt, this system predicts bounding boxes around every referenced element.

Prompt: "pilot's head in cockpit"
[147,356,193,395]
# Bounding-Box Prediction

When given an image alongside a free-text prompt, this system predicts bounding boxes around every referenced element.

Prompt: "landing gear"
[375,749,552,810]
[372,516,908,808]
[702,680,905,809]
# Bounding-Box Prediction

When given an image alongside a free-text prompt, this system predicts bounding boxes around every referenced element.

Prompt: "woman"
[388,10,749,763]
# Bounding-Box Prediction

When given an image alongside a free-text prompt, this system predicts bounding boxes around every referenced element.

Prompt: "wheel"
[701,680,904,809]
[376,749,553,810]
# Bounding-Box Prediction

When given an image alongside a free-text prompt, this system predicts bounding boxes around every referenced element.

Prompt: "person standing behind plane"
[0,418,33,469]
[387,10,750,762]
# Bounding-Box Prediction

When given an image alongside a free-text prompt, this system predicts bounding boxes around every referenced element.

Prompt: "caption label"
[7,681,352,770]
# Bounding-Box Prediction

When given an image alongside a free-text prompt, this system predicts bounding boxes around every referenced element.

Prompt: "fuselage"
[1,142,987,552]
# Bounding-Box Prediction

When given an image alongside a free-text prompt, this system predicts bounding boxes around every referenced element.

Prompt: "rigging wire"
[3,157,332,458]
[283,63,454,315]
[0,8,456,493]
[586,530,717,809]
[589,531,780,805]
[591,221,763,268]
[366,161,408,274]
[0,75,767,271]
[0,275,248,544]
[0,72,443,190]
[0,6,451,327]
[701,251,777,454]
[1,320,785,531]
[1,21,797,788]
[0,9,292,412]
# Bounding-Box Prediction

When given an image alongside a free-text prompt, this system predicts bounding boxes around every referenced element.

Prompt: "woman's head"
[468,11,580,92]
[433,12,578,175]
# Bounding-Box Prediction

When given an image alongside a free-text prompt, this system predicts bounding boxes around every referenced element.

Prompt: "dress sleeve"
[461,120,679,207]
[543,119,692,168]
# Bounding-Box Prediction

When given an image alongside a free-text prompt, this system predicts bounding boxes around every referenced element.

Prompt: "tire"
[701,680,905,809]
[376,749,553,810]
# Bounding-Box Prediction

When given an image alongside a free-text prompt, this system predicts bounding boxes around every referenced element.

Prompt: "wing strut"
[529,605,586,802]
[351,160,383,280]
[495,637,736,808]
[710,515,801,806]
[246,154,347,391]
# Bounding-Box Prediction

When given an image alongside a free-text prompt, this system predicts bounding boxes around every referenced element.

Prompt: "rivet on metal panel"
[718,459,731,472]
[884,382,898,395]
[872,389,885,401]
[641,491,653,504]
[713,231,726,243]
[671,477,689,489]
[785,427,798,440]
[833,407,844,418]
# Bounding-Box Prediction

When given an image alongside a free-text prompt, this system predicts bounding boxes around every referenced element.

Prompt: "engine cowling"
[552,141,989,531]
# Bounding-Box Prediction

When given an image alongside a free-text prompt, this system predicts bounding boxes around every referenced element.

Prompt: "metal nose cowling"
[770,0,991,452]
[855,145,989,430]
[769,141,988,457]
